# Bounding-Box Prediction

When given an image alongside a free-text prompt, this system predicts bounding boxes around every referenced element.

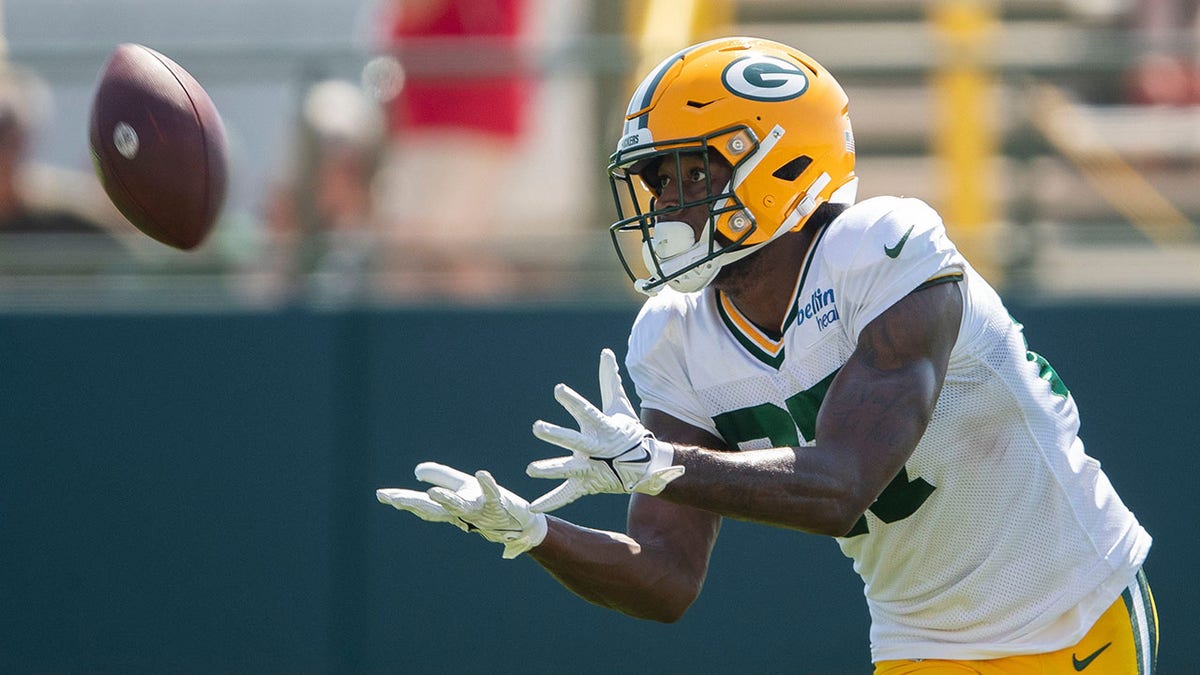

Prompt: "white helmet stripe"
[626,48,689,128]
[626,39,726,129]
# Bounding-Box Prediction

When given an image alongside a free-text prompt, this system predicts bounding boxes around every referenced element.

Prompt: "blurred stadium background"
[1,0,1196,672]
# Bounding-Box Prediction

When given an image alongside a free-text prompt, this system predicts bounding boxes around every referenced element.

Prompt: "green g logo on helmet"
[721,55,809,102]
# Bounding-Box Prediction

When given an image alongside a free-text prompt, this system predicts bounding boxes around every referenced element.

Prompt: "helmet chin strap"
[635,172,836,296]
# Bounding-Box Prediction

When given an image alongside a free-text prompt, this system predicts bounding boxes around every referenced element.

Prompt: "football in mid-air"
[89,43,228,250]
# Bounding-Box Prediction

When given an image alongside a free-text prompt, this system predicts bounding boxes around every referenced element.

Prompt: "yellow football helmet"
[608,37,858,294]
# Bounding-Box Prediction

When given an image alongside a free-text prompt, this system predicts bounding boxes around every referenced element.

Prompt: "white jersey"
[626,196,1151,661]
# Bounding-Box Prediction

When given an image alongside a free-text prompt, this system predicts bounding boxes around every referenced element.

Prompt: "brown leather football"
[89,44,228,250]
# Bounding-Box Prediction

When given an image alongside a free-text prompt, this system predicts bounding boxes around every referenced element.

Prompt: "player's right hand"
[527,348,685,512]
[376,463,547,559]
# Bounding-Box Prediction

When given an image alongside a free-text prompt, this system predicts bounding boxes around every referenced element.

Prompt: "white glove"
[527,348,685,512]
[376,462,547,559]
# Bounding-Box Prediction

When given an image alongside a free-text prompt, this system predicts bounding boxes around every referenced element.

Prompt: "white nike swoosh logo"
[618,446,651,464]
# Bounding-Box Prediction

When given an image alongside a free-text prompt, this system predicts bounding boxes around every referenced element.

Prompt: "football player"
[378,37,1157,674]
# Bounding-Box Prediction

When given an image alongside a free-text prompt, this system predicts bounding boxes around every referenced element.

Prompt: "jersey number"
[1014,316,1069,398]
[711,369,934,537]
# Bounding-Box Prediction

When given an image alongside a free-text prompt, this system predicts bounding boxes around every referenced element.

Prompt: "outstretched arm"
[380,282,961,622]
[649,281,963,536]
[521,277,958,620]
[528,419,725,623]
[527,281,962,538]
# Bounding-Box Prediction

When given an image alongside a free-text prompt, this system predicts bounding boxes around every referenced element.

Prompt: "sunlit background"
[1,0,1197,310]
[2,1,1196,672]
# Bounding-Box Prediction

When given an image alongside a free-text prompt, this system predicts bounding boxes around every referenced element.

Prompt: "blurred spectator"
[262,79,386,305]
[1125,0,1200,105]
[0,64,134,279]
[384,0,529,139]
[0,66,121,238]
[371,0,534,300]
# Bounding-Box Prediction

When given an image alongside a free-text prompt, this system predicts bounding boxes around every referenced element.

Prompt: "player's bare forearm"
[528,519,687,622]
[528,497,720,623]
[652,282,963,536]
[664,443,861,536]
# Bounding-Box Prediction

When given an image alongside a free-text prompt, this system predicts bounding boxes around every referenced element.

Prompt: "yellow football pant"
[875,569,1158,674]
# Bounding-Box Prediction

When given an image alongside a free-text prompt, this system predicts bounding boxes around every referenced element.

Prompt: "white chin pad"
[641,221,703,279]
[645,220,696,259]
[639,220,720,294]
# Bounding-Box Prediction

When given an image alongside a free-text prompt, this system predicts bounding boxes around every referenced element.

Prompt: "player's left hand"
[527,348,685,512]
[376,463,547,559]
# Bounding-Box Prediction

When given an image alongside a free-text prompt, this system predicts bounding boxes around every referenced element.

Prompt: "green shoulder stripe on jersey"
[913,273,963,292]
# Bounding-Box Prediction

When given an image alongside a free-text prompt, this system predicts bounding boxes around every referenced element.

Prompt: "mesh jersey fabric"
[625,196,1151,661]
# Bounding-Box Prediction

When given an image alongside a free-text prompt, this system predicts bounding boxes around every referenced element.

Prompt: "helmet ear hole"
[772,155,813,181]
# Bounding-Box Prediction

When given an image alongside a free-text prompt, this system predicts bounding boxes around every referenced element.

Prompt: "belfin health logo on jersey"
[721,55,809,102]
[796,287,839,332]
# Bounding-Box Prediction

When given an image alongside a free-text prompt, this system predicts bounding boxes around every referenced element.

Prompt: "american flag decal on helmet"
[845,130,856,153]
